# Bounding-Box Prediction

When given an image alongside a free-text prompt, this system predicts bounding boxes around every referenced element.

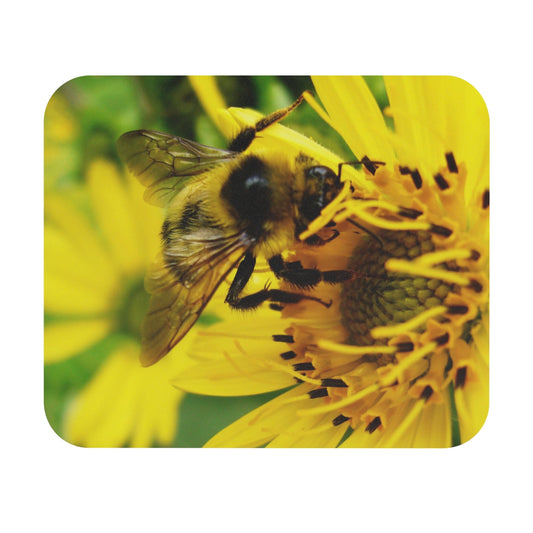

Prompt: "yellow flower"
[44,92,79,191]
[173,76,489,447]
[45,158,189,447]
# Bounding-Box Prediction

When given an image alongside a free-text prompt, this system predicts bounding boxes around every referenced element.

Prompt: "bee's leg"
[225,252,257,305]
[228,94,305,152]
[225,253,332,310]
[227,286,332,310]
[268,254,355,289]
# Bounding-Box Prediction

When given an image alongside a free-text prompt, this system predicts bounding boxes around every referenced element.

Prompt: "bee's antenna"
[254,94,305,133]
[338,157,386,179]
[229,94,306,152]
[347,218,383,249]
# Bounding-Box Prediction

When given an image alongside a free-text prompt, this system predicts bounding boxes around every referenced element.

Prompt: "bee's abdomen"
[221,155,273,240]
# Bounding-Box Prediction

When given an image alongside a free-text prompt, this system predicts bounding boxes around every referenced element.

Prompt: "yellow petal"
[205,384,314,447]
[339,401,417,448]
[375,401,451,448]
[385,76,489,202]
[173,309,298,396]
[44,193,118,284]
[312,76,396,162]
[172,353,295,396]
[402,402,451,448]
[384,76,442,172]
[65,341,182,447]
[188,76,227,133]
[44,225,117,296]
[339,399,450,448]
[44,318,113,363]
[266,413,348,448]
[87,160,145,276]
[44,273,114,314]
[65,343,137,447]
[129,356,184,447]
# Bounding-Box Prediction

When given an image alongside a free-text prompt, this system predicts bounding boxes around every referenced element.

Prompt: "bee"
[117,95,373,366]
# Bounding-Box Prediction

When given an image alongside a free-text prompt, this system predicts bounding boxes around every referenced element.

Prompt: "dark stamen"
[421,385,434,401]
[365,416,382,434]
[321,378,348,388]
[308,388,329,399]
[273,334,294,343]
[455,367,467,389]
[447,305,469,315]
[434,332,450,346]
[470,250,481,261]
[410,169,423,189]
[332,414,351,426]
[293,362,315,371]
[395,341,414,353]
[482,189,490,209]
[280,350,297,360]
[433,173,450,190]
[445,152,458,173]
[429,224,453,237]
[468,279,483,293]
[399,166,410,175]
[398,207,423,219]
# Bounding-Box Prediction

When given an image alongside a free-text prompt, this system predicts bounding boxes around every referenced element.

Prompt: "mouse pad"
[44,76,489,448]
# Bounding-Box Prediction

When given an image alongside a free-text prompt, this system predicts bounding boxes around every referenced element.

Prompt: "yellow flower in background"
[173,76,489,447]
[45,158,188,447]
[44,92,79,191]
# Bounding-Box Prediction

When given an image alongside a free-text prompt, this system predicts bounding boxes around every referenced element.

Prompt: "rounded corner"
[44,75,89,121]
[452,402,490,449]
[443,75,490,120]
[42,400,85,449]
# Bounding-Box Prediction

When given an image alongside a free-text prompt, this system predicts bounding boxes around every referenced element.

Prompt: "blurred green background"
[44,75,389,447]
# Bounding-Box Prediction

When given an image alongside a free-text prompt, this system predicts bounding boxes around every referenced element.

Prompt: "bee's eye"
[301,165,342,223]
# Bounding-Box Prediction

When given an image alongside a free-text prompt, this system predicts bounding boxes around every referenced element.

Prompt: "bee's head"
[300,165,342,224]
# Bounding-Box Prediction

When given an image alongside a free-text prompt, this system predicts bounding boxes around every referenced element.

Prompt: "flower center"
[340,230,452,345]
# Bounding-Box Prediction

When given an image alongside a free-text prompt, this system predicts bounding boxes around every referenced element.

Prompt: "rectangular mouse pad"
[44,75,489,448]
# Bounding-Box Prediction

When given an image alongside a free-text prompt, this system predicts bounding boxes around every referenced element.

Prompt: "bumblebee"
[117,95,362,366]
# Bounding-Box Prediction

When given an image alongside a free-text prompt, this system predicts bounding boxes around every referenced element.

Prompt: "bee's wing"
[117,130,238,207]
[140,230,250,366]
